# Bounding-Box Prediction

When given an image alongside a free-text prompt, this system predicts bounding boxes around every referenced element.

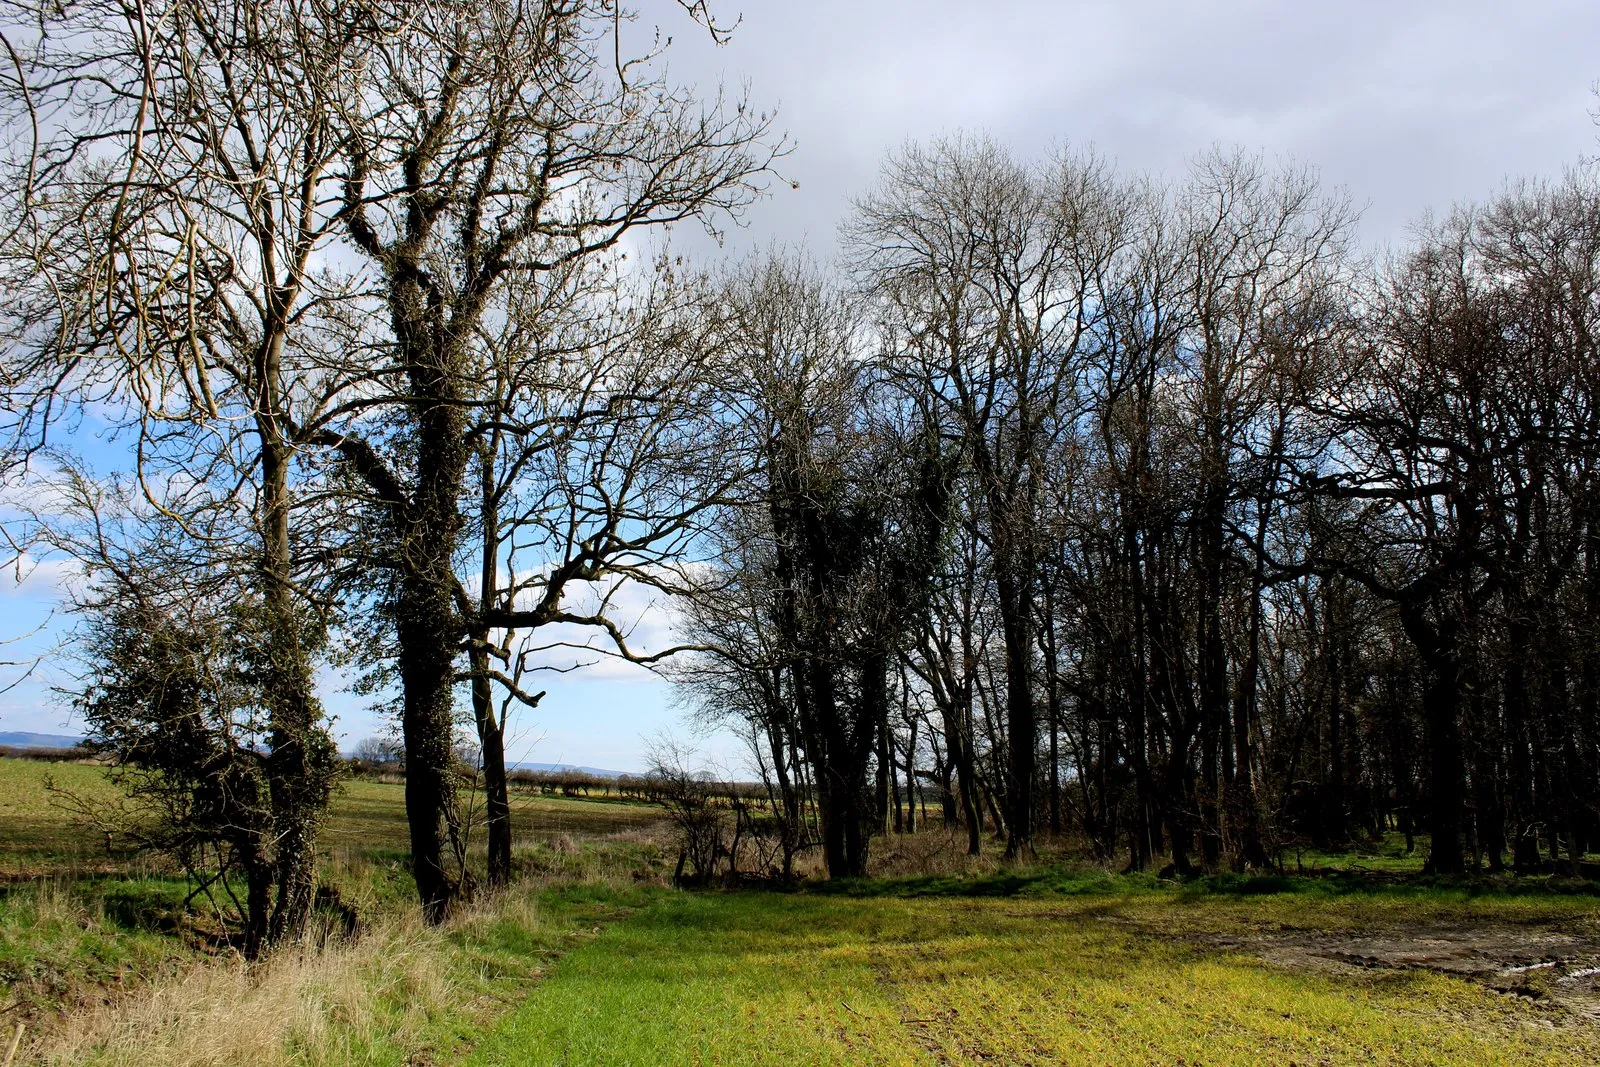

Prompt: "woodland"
[1,0,1598,1005]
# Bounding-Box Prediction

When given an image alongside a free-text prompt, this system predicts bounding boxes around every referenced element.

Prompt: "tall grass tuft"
[36,910,452,1066]
[20,843,660,1067]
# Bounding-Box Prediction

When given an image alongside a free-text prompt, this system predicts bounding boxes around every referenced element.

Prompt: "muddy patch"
[1184,923,1600,1020]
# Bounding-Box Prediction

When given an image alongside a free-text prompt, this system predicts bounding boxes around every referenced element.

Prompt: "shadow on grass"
[0,873,194,937]
[792,864,1600,903]
[805,867,1126,900]
[1183,869,1600,900]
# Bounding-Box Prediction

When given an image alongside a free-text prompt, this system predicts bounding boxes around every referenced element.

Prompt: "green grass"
[465,872,1600,1067]
[283,881,673,1067]
[0,755,670,1056]
[1,759,667,878]
[0,762,232,1023]
[1279,830,1436,875]
[0,878,198,1022]
[10,757,1600,1065]
[0,759,124,875]
[30,878,671,1067]
[405,881,671,1063]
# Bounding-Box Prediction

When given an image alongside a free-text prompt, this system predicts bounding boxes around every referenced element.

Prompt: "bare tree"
[459,258,747,885]
[1175,150,1355,870]
[671,553,813,878]
[672,252,954,877]
[1311,177,1600,874]
[0,0,364,947]
[311,0,780,918]
[852,136,1128,857]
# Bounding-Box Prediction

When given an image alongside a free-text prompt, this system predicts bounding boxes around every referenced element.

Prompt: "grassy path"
[464,877,1600,1066]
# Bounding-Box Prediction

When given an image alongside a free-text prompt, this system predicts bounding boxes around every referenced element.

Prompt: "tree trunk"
[1042,582,1062,837]
[472,447,513,888]
[996,562,1036,859]
[903,714,919,834]
[1226,487,1274,871]
[257,330,334,949]
[390,272,473,919]
[470,645,513,887]
[1197,462,1227,871]
[1402,605,1466,876]
[876,708,893,835]
[242,850,274,962]
[397,569,464,921]
[763,688,802,877]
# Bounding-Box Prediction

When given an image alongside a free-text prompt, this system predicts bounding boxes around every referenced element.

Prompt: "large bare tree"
[311,0,779,917]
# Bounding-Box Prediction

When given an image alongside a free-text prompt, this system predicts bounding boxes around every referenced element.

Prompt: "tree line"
[2,0,1596,960]
[675,140,1600,885]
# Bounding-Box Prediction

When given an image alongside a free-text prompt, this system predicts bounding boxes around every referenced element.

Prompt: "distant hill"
[0,731,85,749]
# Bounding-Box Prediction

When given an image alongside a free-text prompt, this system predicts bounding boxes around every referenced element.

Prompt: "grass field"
[465,876,1600,1066]
[5,757,1600,1065]
[0,758,667,878]
[0,755,673,1062]
[0,759,125,876]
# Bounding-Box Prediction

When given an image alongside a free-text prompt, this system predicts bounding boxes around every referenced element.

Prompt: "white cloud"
[502,572,684,683]
[0,554,83,600]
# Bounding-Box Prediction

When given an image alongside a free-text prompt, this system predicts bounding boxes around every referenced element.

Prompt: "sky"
[4,0,1599,771]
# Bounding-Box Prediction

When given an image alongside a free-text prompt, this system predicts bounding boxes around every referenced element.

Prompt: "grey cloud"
[658,0,1600,255]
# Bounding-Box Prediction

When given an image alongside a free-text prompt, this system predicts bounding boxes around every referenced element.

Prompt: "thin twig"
[2,1022,26,1067]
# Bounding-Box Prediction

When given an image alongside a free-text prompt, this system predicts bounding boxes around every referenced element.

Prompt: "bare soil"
[1186,921,1600,1020]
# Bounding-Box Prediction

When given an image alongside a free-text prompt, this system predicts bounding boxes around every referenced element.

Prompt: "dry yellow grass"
[1,753,673,1065]
[34,906,457,1066]
[20,866,658,1067]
